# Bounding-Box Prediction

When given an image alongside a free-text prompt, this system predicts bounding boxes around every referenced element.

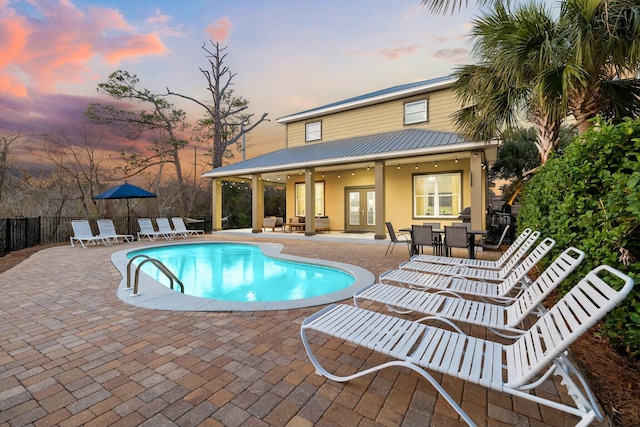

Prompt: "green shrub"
[518,117,640,358]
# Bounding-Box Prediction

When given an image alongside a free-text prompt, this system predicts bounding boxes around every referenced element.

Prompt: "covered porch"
[202,129,498,239]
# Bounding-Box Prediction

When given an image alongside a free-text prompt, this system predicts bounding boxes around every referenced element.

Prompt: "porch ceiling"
[202,128,498,179]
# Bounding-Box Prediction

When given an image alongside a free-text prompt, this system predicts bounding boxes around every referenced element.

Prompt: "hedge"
[518,117,640,358]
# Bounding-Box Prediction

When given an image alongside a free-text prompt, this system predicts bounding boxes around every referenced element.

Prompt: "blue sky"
[1,0,480,162]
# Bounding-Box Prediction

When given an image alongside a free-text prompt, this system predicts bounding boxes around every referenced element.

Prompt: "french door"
[345,187,375,232]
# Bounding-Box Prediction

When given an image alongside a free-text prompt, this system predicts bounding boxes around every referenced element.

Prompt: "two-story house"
[202,75,498,239]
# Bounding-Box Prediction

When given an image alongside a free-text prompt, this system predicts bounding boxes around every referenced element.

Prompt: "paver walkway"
[0,233,606,427]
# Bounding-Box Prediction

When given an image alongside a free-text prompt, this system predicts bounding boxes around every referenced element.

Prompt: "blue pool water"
[127,243,355,302]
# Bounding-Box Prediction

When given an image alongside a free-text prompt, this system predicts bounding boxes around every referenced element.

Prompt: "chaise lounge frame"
[137,218,169,241]
[380,238,555,300]
[356,247,585,338]
[301,265,634,427]
[400,233,546,281]
[412,227,534,270]
[96,219,134,244]
[171,217,205,237]
[70,220,111,248]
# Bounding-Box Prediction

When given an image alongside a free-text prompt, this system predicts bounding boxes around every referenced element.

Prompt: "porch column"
[252,175,264,233]
[374,160,386,240]
[470,151,483,230]
[304,167,316,236]
[211,179,222,231]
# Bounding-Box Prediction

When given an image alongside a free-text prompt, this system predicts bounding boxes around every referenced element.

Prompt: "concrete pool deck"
[0,231,607,427]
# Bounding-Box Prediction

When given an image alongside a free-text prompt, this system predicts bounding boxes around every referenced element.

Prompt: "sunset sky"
[1,0,481,172]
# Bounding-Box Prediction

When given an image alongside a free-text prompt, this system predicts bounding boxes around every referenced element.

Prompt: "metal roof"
[202,128,485,178]
[276,75,456,124]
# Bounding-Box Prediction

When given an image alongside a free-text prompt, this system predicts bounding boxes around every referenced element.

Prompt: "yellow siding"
[283,159,483,232]
[286,88,460,147]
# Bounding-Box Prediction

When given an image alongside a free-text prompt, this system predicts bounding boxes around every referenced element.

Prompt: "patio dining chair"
[385,222,412,256]
[443,225,468,257]
[476,224,510,255]
[355,247,585,338]
[411,225,435,255]
[422,222,443,254]
[301,264,634,427]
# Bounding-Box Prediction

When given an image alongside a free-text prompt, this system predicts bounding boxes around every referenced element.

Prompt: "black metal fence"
[0,216,212,257]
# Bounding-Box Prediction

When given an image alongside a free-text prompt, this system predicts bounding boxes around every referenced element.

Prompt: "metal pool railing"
[126,254,184,296]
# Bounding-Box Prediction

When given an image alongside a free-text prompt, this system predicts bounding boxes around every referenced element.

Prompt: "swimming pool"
[111,241,374,311]
[127,243,354,302]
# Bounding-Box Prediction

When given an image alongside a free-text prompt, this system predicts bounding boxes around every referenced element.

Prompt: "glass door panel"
[349,192,361,226]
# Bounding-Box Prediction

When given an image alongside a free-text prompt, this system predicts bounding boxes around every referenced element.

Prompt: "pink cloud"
[0,6,31,69]
[344,43,422,61]
[0,75,29,98]
[379,44,420,60]
[102,33,168,64]
[205,18,232,42]
[0,0,169,95]
[146,9,172,25]
[87,6,135,32]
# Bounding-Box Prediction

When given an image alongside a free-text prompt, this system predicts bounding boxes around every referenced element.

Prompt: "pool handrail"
[127,254,184,296]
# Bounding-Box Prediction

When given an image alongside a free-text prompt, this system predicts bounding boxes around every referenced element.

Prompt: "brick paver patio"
[0,232,606,426]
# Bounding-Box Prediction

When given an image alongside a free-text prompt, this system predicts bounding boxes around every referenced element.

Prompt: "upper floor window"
[404,100,428,125]
[413,172,461,217]
[305,121,322,142]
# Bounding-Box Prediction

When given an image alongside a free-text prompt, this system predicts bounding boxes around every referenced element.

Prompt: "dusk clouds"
[205,18,232,43]
[0,0,169,97]
[1,0,477,162]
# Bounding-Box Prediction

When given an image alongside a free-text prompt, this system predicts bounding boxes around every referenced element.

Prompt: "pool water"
[127,243,355,302]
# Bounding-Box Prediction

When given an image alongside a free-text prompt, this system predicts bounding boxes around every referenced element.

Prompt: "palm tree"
[560,0,640,133]
[421,0,505,14]
[453,2,567,164]
[452,0,640,164]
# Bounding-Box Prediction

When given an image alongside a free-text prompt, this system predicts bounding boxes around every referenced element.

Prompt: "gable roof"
[202,128,486,178]
[276,75,457,124]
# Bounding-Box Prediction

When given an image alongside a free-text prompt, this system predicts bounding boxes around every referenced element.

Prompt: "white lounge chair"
[171,217,204,237]
[137,218,167,241]
[380,238,556,300]
[412,227,534,270]
[97,219,134,243]
[355,247,585,338]
[301,265,634,427]
[156,217,186,239]
[70,220,111,248]
[400,235,551,282]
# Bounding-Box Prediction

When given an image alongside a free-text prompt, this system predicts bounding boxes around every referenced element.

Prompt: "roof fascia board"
[201,140,493,178]
[276,77,457,124]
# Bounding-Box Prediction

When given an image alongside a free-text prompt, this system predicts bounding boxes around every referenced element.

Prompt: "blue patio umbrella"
[94,182,157,234]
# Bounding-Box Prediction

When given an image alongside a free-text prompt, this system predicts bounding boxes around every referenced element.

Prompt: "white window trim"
[413,172,461,218]
[404,99,428,125]
[305,121,322,142]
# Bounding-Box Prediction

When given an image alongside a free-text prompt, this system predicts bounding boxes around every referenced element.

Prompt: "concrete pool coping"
[111,240,375,311]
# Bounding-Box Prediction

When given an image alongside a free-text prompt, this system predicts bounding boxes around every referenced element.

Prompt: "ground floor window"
[413,172,461,217]
[295,182,325,216]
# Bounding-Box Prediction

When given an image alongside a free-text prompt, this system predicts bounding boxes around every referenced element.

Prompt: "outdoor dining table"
[400,227,488,259]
